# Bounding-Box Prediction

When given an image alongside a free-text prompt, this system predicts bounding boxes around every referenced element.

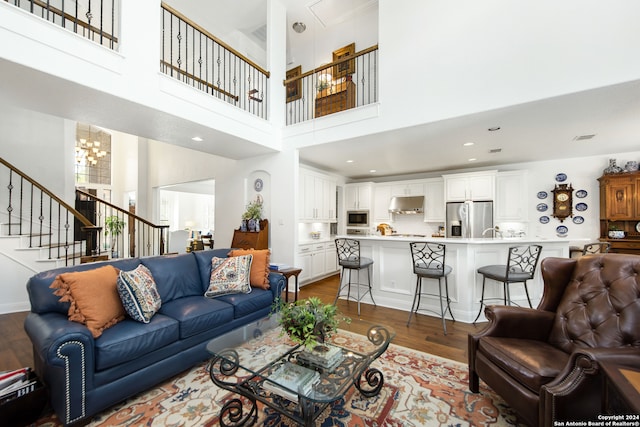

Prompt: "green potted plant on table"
[105,215,126,257]
[273,297,349,350]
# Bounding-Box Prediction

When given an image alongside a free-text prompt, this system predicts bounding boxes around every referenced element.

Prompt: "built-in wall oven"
[347,210,369,227]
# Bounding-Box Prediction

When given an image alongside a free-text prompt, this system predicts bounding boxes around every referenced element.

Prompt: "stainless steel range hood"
[389,196,424,214]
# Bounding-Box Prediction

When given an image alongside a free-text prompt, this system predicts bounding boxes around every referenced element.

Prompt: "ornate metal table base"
[208,325,392,427]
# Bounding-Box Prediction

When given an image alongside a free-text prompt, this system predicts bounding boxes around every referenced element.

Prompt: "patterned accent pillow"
[117,264,162,323]
[227,249,271,289]
[205,255,253,298]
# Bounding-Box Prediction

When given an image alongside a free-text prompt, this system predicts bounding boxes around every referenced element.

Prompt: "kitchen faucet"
[482,226,503,238]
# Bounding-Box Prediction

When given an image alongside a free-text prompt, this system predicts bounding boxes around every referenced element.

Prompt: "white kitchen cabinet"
[444,171,496,201]
[391,182,424,197]
[345,183,373,210]
[325,241,338,273]
[297,242,332,284]
[299,168,337,222]
[373,184,392,222]
[424,178,445,222]
[496,170,529,222]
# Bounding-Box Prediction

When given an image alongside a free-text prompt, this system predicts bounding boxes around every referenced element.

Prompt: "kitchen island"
[336,235,571,323]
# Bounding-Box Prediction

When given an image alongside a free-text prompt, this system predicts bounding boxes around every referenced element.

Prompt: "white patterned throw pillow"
[205,255,253,298]
[117,264,162,323]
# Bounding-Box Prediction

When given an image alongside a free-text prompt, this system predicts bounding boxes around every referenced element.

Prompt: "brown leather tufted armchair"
[468,254,640,427]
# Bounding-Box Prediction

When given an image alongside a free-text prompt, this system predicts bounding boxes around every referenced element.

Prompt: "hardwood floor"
[0,273,486,373]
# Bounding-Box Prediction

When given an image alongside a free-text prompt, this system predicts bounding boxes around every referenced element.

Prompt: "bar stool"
[334,238,376,316]
[474,244,542,323]
[407,242,455,335]
[582,242,611,255]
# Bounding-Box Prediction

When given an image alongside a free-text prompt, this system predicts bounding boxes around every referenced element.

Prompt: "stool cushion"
[478,265,532,282]
[339,256,373,269]
[415,264,452,278]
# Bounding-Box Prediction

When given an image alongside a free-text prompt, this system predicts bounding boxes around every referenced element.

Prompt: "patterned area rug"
[35,337,526,426]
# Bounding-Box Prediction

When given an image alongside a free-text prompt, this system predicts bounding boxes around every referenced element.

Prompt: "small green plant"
[242,199,263,221]
[272,297,350,349]
[105,215,125,254]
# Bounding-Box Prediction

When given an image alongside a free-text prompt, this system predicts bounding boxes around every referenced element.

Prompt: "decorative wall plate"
[575,202,588,212]
[536,203,548,212]
[539,216,550,224]
[253,178,264,192]
[572,216,584,224]
[575,190,588,198]
[555,173,567,182]
[636,222,640,233]
[537,191,548,199]
[556,225,568,236]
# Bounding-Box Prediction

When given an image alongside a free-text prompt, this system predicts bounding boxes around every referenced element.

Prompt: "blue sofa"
[24,249,286,425]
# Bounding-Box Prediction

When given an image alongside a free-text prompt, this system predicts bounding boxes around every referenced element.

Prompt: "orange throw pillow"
[228,249,270,289]
[50,265,125,338]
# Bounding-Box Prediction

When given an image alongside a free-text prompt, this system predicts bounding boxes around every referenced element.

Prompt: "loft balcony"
[2,0,377,126]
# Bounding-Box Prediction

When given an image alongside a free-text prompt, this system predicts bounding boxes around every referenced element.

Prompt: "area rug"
[34,337,526,427]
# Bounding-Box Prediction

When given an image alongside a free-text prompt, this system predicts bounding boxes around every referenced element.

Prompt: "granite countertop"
[338,234,574,244]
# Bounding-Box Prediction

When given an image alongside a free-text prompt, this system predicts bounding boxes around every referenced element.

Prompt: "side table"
[270,267,302,302]
[601,362,640,415]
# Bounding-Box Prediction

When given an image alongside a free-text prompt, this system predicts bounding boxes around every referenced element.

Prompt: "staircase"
[0,157,168,314]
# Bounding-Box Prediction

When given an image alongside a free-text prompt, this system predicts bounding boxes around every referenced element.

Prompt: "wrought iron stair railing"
[75,189,169,259]
[0,157,101,266]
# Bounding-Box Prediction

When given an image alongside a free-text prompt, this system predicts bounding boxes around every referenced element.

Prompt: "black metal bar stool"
[407,242,455,335]
[474,244,542,323]
[334,238,376,316]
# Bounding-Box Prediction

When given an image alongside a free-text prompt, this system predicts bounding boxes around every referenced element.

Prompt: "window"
[75,123,112,185]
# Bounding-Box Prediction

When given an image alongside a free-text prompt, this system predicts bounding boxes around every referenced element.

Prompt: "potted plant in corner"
[242,199,263,232]
[105,215,126,257]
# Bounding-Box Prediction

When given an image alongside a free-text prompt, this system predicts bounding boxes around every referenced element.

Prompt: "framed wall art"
[285,65,302,103]
[332,43,355,78]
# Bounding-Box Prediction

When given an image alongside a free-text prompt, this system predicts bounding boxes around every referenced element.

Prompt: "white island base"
[337,235,570,323]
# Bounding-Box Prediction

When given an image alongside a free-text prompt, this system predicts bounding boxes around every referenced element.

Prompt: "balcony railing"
[4,0,119,50]
[284,45,378,125]
[160,3,270,120]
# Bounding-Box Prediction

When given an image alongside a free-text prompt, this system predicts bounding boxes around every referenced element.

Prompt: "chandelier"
[75,138,108,165]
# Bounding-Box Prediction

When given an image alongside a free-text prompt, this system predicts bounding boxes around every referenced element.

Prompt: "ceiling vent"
[573,134,596,141]
[489,148,502,153]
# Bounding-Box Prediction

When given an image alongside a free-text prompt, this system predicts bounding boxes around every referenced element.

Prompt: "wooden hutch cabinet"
[598,172,640,254]
[314,81,355,118]
[231,219,269,250]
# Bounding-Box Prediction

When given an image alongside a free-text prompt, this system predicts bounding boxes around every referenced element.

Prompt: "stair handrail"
[75,189,169,257]
[0,156,101,265]
[0,157,93,228]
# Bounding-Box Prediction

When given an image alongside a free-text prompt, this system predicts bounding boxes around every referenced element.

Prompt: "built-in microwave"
[347,210,369,227]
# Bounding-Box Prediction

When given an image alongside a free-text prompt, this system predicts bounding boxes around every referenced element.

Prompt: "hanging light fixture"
[292,22,306,33]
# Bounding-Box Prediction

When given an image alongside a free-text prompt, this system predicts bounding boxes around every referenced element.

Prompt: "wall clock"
[551,183,573,222]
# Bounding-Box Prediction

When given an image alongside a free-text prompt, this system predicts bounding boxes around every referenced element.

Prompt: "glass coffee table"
[206,315,395,426]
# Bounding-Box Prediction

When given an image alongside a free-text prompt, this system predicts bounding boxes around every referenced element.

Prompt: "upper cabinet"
[443,171,496,201]
[345,183,373,210]
[373,184,392,222]
[496,171,529,222]
[424,178,445,222]
[599,173,638,220]
[299,167,337,222]
[391,182,424,197]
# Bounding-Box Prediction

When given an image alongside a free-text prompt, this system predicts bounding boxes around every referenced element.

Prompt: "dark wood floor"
[0,273,487,373]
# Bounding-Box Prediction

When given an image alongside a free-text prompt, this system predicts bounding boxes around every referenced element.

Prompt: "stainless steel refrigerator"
[446,201,494,238]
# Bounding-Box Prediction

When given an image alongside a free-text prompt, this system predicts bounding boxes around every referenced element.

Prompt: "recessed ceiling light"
[369,169,377,173]
[488,126,501,132]
[191,136,203,142]
[463,142,474,147]
[468,158,477,162]
[346,160,354,163]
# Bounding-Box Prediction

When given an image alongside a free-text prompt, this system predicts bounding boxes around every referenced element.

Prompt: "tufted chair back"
[469,253,640,427]
[548,254,640,353]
